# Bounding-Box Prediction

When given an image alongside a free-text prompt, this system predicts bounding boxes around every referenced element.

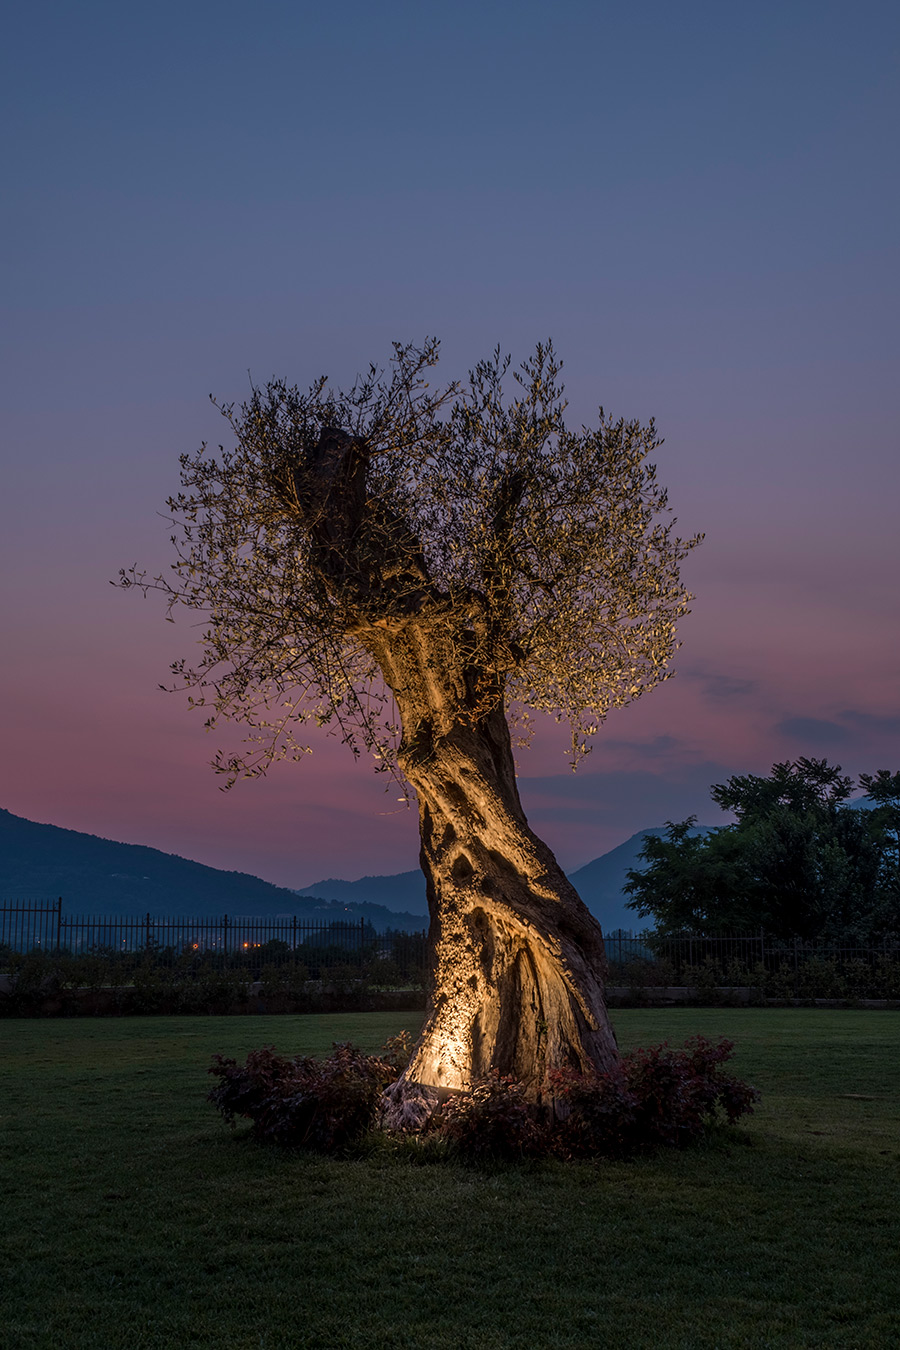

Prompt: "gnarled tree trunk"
[366,624,619,1129]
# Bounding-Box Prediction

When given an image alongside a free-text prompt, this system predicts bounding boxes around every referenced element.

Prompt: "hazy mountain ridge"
[294,870,428,914]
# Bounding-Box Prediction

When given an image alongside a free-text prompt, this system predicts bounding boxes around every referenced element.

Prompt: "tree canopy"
[123,340,699,790]
[624,759,900,942]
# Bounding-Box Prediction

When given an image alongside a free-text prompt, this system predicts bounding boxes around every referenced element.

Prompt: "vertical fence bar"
[794,935,799,996]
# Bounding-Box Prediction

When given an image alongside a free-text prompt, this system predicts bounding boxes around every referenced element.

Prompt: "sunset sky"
[2,1,898,890]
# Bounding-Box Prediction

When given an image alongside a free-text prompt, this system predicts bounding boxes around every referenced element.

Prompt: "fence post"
[223,914,229,957]
[794,935,799,996]
[292,914,297,956]
[145,912,152,953]
[56,897,62,951]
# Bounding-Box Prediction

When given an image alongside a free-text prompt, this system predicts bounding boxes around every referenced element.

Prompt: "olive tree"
[123,340,699,1124]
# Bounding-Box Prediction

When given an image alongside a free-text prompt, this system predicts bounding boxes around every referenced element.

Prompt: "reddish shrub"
[208,1042,398,1151]
[433,1071,545,1161]
[547,1060,638,1158]
[208,1046,298,1125]
[208,1035,759,1160]
[380,1030,414,1072]
[550,1035,760,1158]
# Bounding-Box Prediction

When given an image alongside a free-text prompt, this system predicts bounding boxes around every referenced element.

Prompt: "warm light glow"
[417,1022,471,1092]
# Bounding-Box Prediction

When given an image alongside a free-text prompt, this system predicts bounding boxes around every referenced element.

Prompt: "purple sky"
[2,1,898,888]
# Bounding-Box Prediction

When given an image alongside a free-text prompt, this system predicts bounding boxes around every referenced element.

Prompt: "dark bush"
[550,1035,759,1157]
[208,1046,297,1126]
[380,1030,414,1072]
[545,1060,638,1158]
[432,1072,545,1161]
[208,1042,397,1151]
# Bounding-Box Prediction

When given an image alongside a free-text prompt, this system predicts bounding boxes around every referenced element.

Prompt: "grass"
[1,1009,899,1349]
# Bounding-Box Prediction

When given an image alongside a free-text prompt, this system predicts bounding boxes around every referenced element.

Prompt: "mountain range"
[0,808,424,933]
[0,806,714,934]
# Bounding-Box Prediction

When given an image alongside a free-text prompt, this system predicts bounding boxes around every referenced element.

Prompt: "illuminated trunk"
[369,628,620,1130]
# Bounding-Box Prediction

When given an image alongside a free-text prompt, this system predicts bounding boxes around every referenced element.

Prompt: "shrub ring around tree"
[206,1033,760,1162]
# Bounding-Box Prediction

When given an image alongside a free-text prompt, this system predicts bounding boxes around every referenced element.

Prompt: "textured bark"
[368,623,620,1129]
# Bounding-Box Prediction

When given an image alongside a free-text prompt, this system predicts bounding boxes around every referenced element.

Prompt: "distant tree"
[622,818,750,935]
[124,340,699,1122]
[711,757,854,818]
[859,771,900,864]
[625,758,897,942]
[859,769,900,921]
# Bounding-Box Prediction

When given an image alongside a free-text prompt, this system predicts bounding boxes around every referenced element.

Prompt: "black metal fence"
[3,904,899,997]
[603,928,900,972]
[0,899,426,978]
[602,928,900,999]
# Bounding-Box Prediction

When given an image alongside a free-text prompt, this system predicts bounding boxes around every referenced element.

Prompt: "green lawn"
[2,1010,899,1349]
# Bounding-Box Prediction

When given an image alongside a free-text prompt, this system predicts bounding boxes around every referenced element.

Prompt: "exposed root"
[378,1076,444,1132]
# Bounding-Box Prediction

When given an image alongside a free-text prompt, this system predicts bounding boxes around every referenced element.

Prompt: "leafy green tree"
[625,759,894,941]
[124,340,699,1122]
[859,769,900,925]
[860,771,900,874]
[619,820,746,934]
[710,757,853,817]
